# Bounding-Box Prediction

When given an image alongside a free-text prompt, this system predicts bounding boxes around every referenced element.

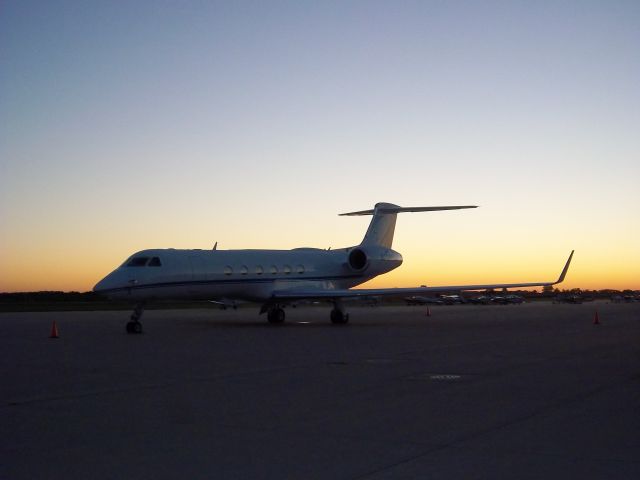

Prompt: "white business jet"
[94,203,573,333]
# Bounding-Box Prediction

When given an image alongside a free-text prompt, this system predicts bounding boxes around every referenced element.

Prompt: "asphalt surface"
[2,302,639,479]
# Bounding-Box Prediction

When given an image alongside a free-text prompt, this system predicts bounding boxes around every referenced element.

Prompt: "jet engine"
[348,248,368,271]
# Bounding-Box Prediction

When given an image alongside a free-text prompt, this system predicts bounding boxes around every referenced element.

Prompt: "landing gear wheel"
[267,308,286,324]
[126,321,143,334]
[126,302,145,334]
[330,309,349,325]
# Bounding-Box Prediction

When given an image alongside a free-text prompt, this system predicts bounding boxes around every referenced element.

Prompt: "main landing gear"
[261,301,349,325]
[126,303,145,334]
[330,308,349,324]
[267,306,286,324]
[330,300,349,325]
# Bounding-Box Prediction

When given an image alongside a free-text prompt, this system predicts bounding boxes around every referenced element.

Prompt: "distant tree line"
[1,288,637,304]
[0,291,105,303]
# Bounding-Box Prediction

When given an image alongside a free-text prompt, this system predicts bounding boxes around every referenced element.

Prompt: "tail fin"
[340,203,477,248]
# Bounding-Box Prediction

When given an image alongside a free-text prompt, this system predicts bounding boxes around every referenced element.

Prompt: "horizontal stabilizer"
[340,205,477,216]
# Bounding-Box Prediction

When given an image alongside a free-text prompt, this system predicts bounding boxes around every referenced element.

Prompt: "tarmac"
[2,301,639,479]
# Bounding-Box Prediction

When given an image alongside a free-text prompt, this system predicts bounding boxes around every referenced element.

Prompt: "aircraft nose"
[93,272,119,294]
[93,277,108,293]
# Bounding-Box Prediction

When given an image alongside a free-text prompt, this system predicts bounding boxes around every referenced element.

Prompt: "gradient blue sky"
[1,1,639,292]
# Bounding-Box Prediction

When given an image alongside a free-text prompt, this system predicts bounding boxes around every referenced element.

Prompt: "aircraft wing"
[271,251,574,302]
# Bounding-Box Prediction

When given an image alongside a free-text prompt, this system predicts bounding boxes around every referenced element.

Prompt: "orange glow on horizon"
[1,246,638,293]
[1,202,638,293]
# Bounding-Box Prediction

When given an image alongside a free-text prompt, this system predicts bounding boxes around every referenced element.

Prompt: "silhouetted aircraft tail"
[340,203,477,248]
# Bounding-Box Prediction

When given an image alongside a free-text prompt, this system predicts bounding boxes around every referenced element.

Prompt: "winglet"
[554,250,574,285]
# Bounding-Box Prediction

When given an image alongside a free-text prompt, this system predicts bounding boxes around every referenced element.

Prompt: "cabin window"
[296,264,305,274]
[148,257,162,267]
[255,266,264,275]
[270,265,278,274]
[126,257,149,267]
[283,265,291,274]
[240,265,248,275]
[223,266,233,275]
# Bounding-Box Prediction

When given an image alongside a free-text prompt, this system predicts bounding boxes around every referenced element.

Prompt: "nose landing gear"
[126,303,145,334]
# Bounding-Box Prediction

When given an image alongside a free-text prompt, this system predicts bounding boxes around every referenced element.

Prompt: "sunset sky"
[1,1,638,293]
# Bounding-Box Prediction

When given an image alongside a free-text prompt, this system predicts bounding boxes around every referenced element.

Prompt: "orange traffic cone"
[49,321,59,338]
[426,307,431,317]
[593,310,600,325]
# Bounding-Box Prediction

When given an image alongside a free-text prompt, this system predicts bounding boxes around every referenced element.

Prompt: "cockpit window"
[148,257,162,267]
[126,257,149,267]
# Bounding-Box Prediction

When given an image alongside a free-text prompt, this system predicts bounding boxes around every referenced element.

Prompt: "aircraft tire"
[126,321,143,334]
[330,309,349,325]
[267,308,285,324]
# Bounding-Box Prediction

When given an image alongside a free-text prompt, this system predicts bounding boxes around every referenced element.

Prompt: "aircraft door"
[188,256,208,295]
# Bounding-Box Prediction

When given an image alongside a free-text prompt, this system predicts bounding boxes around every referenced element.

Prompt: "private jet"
[94,203,573,333]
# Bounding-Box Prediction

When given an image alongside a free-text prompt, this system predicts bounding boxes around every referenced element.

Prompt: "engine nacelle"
[348,248,369,271]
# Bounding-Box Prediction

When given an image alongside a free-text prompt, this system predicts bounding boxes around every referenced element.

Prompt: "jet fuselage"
[94,245,403,302]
